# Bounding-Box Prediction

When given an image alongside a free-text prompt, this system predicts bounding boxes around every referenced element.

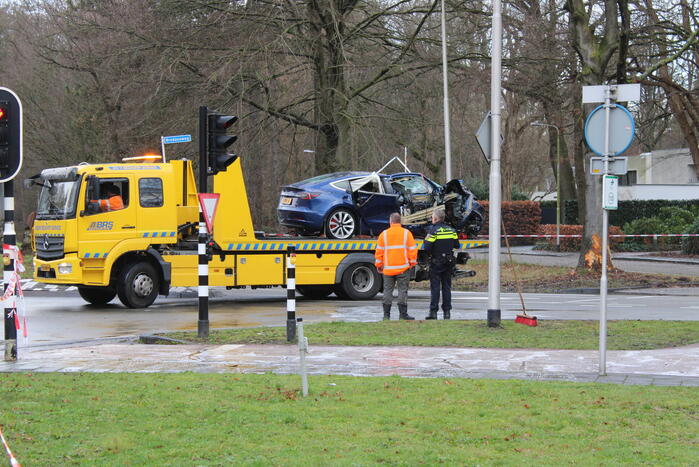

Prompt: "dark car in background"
[277,171,484,239]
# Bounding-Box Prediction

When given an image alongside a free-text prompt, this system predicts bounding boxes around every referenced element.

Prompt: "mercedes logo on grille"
[43,234,50,250]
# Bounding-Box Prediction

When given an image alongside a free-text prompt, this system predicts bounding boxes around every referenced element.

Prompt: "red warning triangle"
[198,193,220,234]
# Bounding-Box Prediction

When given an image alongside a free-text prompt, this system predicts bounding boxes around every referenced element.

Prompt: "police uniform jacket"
[424,222,459,270]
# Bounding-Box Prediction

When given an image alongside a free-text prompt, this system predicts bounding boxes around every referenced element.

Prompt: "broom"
[501,219,537,327]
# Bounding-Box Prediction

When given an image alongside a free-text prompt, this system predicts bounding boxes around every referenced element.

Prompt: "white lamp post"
[441,0,452,181]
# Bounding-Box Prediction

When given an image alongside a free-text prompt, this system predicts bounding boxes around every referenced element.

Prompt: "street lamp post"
[441,0,452,181]
[532,122,561,249]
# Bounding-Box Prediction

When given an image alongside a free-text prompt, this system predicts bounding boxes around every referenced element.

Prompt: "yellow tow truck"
[26,155,487,308]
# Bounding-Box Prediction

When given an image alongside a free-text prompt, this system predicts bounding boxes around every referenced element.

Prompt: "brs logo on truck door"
[87,221,114,231]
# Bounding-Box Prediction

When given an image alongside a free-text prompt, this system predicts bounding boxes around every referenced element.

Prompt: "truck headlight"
[58,263,72,274]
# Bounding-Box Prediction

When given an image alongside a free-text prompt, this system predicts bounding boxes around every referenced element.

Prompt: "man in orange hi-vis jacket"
[375,212,417,320]
[97,184,124,212]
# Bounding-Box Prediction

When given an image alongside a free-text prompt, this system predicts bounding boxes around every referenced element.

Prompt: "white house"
[620,148,699,200]
[531,148,699,202]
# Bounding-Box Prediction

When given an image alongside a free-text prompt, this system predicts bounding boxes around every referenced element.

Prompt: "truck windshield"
[37,180,80,220]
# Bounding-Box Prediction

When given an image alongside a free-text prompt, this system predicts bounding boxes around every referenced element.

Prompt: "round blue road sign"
[584,104,635,156]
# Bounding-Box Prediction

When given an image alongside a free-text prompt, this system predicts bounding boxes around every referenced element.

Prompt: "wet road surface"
[20,287,699,347]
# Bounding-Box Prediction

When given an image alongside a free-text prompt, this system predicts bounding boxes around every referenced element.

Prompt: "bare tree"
[566,0,623,267]
[633,0,699,177]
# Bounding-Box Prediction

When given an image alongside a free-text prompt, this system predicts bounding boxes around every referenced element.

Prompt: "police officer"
[424,209,459,320]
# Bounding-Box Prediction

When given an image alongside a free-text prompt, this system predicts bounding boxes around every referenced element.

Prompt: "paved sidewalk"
[2,340,698,387]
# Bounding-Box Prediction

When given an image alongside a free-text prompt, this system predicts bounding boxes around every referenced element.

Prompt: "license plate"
[281,197,293,205]
[40,264,50,272]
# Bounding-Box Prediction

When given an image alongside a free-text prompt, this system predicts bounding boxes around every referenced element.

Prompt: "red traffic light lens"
[0,107,6,121]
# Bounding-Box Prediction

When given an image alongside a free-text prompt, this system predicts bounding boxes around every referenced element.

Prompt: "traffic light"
[0,88,22,183]
[207,112,238,174]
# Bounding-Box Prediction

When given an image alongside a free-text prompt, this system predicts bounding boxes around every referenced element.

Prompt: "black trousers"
[429,266,452,313]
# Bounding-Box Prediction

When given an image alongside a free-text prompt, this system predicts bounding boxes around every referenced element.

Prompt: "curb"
[139,335,188,345]
[613,255,699,265]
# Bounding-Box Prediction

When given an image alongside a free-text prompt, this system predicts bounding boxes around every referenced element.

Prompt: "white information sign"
[603,175,618,210]
[583,84,641,104]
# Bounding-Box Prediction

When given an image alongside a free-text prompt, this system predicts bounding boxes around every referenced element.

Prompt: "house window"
[618,170,637,186]
[689,164,698,183]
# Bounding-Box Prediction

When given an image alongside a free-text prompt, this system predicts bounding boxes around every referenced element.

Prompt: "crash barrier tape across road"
[0,426,22,467]
[477,234,699,238]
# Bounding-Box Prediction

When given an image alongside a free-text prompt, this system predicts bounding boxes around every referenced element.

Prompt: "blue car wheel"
[325,208,357,239]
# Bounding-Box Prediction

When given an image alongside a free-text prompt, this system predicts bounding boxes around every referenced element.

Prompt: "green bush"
[622,217,665,249]
[682,217,699,255]
[657,206,695,233]
[557,199,699,227]
[622,217,663,235]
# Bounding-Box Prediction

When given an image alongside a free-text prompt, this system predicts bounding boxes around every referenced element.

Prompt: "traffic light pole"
[4,180,17,360]
[0,88,22,359]
[198,106,209,338]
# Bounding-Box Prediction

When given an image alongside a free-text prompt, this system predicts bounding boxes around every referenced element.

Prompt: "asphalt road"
[17,287,699,348]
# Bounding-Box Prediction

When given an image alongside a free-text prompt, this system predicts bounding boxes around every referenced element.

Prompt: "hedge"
[479,201,541,244]
[540,199,699,227]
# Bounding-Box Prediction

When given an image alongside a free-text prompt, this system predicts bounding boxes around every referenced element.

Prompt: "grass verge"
[1,373,697,465]
[157,320,699,350]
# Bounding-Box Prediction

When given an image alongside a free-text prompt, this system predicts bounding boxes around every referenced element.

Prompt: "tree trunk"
[566,0,621,268]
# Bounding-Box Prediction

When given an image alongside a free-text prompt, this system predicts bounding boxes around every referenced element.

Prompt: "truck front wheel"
[78,286,116,306]
[338,263,381,300]
[117,261,160,309]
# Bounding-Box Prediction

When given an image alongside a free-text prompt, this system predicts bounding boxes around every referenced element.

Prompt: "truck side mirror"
[86,201,101,215]
[81,175,101,215]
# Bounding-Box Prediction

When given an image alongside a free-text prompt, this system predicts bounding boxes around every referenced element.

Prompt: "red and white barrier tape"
[477,234,699,238]
[0,426,22,467]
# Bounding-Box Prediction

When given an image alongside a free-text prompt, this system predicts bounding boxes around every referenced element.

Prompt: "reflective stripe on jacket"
[424,222,460,263]
[98,195,124,212]
[374,223,418,276]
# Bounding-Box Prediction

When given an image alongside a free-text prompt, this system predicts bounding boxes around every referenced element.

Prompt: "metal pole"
[199,106,208,194]
[297,317,308,397]
[487,0,503,327]
[286,246,297,342]
[599,87,612,376]
[533,122,562,248]
[197,106,209,338]
[4,180,17,361]
[441,0,452,181]
[197,215,209,338]
[555,126,561,249]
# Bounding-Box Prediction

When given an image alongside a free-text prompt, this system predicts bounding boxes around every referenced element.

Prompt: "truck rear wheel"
[78,286,116,306]
[338,263,381,300]
[296,285,334,299]
[117,261,160,309]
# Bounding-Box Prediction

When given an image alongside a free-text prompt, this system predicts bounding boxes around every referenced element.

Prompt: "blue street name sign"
[162,134,192,144]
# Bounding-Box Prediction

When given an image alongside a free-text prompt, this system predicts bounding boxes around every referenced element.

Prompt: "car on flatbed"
[278,171,484,239]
